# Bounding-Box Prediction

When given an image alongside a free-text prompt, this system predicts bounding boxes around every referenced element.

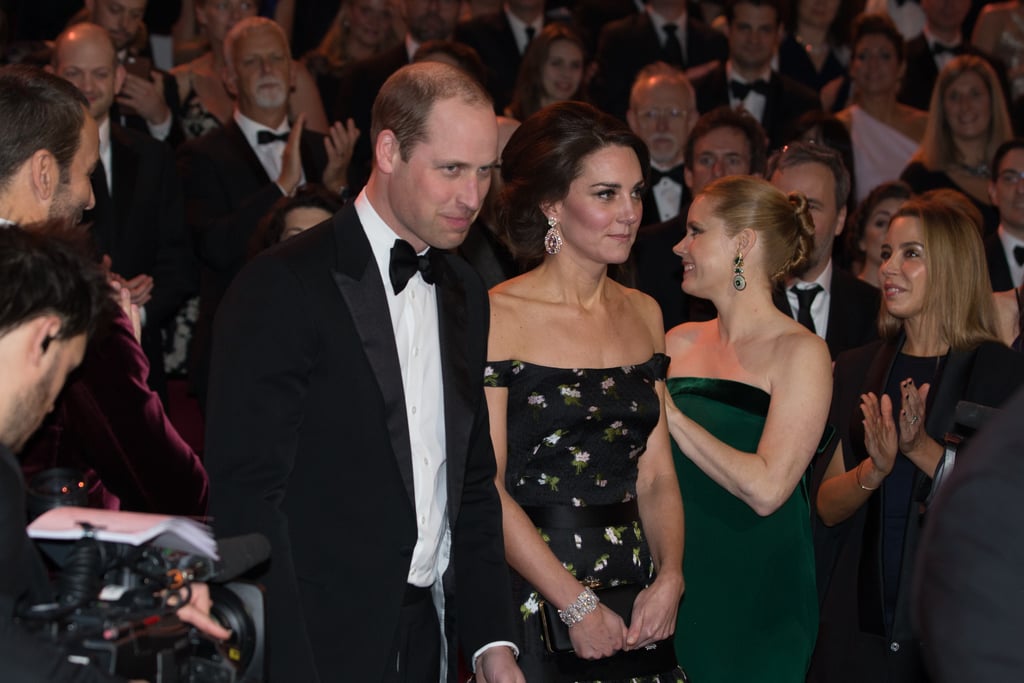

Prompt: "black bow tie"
[931,42,963,56]
[729,79,770,100]
[1014,245,1024,267]
[257,129,289,144]
[390,239,438,294]
[650,165,685,186]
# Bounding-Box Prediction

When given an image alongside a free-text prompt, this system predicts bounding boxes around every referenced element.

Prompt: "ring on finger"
[909,415,919,425]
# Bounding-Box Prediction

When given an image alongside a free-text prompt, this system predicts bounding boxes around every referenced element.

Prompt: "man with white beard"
[177,16,357,405]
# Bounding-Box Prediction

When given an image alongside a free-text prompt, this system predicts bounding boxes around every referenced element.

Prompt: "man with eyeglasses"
[985,139,1024,292]
[627,62,696,227]
[632,106,767,329]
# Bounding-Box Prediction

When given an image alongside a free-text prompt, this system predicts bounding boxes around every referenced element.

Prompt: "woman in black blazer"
[808,194,1024,683]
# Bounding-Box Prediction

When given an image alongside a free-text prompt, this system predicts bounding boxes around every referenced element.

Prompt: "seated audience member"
[0,65,208,516]
[177,17,355,406]
[778,0,851,93]
[0,223,229,683]
[984,139,1024,291]
[789,110,856,218]
[898,0,1009,112]
[627,62,697,226]
[588,0,727,121]
[453,0,546,113]
[768,142,881,359]
[863,0,925,40]
[247,184,342,259]
[838,13,928,204]
[170,0,328,141]
[900,55,1014,237]
[505,23,586,122]
[633,106,767,328]
[811,195,1024,683]
[844,180,914,288]
[691,0,820,151]
[972,0,1024,111]
[50,23,196,400]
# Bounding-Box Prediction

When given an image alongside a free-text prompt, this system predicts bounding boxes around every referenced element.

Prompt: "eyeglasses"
[997,169,1024,185]
[209,0,256,12]
[636,108,689,123]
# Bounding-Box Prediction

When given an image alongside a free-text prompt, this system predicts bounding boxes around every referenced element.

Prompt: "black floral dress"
[485,354,686,683]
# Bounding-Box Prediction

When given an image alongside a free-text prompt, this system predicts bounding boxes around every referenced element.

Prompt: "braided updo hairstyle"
[699,175,816,284]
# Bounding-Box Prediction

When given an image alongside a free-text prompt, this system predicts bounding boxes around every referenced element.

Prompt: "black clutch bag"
[538,583,643,654]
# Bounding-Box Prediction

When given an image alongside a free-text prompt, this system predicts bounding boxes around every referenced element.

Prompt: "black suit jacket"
[589,13,727,120]
[177,120,328,402]
[205,204,516,681]
[455,11,530,114]
[984,231,1015,292]
[898,36,1008,111]
[693,65,820,151]
[773,266,880,360]
[914,387,1024,682]
[809,338,1024,683]
[86,123,196,396]
[332,44,410,190]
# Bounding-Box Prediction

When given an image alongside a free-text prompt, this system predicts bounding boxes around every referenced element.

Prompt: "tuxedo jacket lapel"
[110,127,139,250]
[329,207,416,509]
[225,121,272,184]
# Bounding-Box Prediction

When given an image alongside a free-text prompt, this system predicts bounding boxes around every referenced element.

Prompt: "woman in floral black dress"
[484,101,687,682]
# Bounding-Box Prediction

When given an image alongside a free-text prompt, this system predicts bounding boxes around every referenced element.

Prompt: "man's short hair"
[765,141,851,212]
[0,222,112,341]
[223,17,290,72]
[992,138,1024,176]
[725,0,782,24]
[370,61,493,161]
[684,107,768,175]
[0,65,88,194]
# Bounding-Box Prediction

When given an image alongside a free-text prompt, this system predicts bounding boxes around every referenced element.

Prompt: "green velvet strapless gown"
[668,377,817,683]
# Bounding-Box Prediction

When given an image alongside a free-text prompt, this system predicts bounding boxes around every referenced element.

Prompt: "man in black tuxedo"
[454,0,545,113]
[768,142,880,359]
[985,139,1024,292]
[333,0,462,190]
[178,17,351,405]
[51,23,195,398]
[626,62,697,227]
[691,0,819,151]
[205,61,524,682]
[633,106,768,329]
[898,0,1007,111]
[589,0,727,120]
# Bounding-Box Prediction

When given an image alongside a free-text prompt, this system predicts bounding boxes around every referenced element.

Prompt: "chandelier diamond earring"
[732,252,746,291]
[544,216,563,255]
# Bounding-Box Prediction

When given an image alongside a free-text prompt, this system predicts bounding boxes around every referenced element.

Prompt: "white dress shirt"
[785,260,833,341]
[998,225,1024,288]
[726,61,771,124]
[233,110,305,192]
[648,6,687,57]
[505,6,543,55]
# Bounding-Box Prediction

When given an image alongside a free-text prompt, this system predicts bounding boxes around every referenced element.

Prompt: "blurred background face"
[540,40,584,103]
[921,0,971,34]
[231,26,292,111]
[728,2,780,73]
[348,0,394,49]
[404,0,460,42]
[52,29,124,123]
[197,0,259,44]
[89,0,147,51]
[770,161,843,274]
[281,206,333,241]
[628,78,694,169]
[685,126,752,194]
[991,149,1024,232]
[850,34,903,95]
[861,197,905,270]
[798,0,840,30]
[942,70,991,143]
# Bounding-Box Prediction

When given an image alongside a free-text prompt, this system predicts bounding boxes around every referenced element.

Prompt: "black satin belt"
[521,500,640,529]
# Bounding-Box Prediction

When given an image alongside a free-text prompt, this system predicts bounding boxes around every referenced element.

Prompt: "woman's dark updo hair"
[699,175,816,283]
[248,184,342,259]
[498,101,649,268]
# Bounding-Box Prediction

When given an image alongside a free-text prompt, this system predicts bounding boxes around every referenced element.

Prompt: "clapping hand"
[118,71,171,127]
[860,392,897,480]
[322,118,360,194]
[277,113,306,195]
[897,379,931,455]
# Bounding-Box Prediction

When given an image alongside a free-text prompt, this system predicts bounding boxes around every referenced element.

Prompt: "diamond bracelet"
[558,586,600,627]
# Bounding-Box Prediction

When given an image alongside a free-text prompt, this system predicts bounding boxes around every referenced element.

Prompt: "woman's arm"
[665,333,832,516]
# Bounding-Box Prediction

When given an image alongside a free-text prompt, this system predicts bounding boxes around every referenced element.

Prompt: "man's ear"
[375,130,401,174]
[683,165,694,191]
[24,315,63,368]
[29,150,60,204]
[834,205,848,237]
[222,64,239,98]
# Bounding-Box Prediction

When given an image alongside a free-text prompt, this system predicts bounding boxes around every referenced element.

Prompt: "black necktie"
[257,129,289,144]
[390,239,437,294]
[1014,245,1024,266]
[662,23,685,67]
[524,26,536,50]
[792,284,822,333]
[729,79,770,100]
[649,164,685,186]
[931,42,963,56]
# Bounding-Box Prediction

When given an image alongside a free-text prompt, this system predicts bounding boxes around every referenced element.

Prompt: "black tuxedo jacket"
[984,231,1015,292]
[640,166,689,227]
[205,204,516,681]
[332,44,409,190]
[773,266,880,360]
[455,11,530,114]
[692,65,820,151]
[809,338,1024,683]
[87,123,196,395]
[589,13,727,120]
[898,36,1008,111]
[177,120,328,402]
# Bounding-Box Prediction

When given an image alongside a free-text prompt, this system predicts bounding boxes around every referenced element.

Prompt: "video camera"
[21,469,268,682]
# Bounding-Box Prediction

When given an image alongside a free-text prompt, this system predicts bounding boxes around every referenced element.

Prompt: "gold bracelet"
[855,461,878,491]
